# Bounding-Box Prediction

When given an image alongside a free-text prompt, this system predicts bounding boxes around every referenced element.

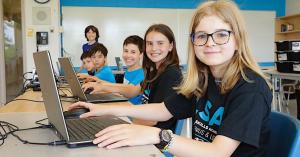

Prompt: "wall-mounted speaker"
[32,7,51,25]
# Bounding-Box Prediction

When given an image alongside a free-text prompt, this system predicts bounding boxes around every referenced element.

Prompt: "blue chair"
[164,119,185,157]
[266,111,300,157]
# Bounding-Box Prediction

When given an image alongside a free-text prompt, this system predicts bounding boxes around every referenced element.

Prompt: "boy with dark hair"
[80,51,95,76]
[78,43,115,83]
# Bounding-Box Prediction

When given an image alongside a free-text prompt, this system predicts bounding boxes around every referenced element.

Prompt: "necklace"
[215,79,222,85]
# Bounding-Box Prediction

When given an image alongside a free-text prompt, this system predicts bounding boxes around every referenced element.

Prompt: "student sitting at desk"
[81,35,144,105]
[81,24,182,131]
[122,35,144,104]
[69,1,272,156]
[79,25,100,73]
[78,43,116,83]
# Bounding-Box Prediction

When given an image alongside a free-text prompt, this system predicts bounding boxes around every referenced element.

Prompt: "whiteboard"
[62,7,275,67]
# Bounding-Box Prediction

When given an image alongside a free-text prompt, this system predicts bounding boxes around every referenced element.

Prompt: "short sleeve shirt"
[141,65,182,131]
[164,69,272,157]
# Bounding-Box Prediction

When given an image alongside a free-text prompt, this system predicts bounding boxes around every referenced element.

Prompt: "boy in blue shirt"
[81,35,144,104]
[121,35,144,104]
[78,43,115,83]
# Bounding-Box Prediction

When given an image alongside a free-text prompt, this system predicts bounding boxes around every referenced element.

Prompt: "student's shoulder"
[233,69,271,97]
[125,68,144,74]
[82,43,88,47]
[102,66,113,72]
[163,65,182,76]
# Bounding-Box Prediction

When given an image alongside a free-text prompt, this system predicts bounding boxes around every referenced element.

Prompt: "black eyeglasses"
[191,30,232,46]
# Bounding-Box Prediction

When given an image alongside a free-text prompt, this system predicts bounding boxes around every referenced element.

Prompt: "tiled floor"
[280,99,299,120]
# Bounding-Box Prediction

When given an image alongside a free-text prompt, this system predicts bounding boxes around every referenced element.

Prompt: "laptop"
[33,51,128,148]
[58,57,128,103]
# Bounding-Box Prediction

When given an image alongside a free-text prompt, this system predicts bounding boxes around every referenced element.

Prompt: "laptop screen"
[33,51,70,141]
[58,57,87,101]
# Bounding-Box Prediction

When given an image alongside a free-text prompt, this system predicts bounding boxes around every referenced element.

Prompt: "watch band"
[155,129,173,152]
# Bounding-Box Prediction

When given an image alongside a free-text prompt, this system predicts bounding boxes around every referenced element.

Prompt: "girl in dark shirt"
[69,1,271,156]
[81,24,182,131]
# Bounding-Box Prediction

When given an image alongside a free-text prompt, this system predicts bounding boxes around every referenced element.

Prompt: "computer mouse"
[84,87,94,94]
[63,108,90,119]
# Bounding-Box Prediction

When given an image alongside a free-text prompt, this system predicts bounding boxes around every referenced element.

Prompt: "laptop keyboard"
[86,93,127,101]
[66,116,128,142]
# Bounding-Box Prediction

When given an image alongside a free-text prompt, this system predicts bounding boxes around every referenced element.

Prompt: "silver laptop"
[58,57,128,103]
[33,51,128,148]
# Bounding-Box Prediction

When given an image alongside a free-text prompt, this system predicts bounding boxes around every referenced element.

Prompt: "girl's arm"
[68,101,173,122]
[93,124,240,157]
[169,135,240,157]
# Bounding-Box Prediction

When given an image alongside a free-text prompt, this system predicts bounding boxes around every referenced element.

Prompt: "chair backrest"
[174,119,185,135]
[266,111,300,157]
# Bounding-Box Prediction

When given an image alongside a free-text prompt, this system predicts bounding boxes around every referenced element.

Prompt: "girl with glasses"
[69,1,271,156]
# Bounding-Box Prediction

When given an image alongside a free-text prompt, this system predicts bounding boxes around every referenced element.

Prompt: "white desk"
[0,112,163,157]
[264,69,300,112]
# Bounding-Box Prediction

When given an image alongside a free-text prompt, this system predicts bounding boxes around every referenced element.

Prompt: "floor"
[280,98,299,120]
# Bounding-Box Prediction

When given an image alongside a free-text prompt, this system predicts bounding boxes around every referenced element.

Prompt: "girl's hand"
[67,101,113,118]
[93,124,161,149]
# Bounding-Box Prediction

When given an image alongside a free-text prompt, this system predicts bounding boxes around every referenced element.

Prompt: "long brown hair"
[178,0,269,98]
[141,24,180,91]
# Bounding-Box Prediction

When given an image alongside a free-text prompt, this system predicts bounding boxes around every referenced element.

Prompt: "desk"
[0,90,54,112]
[264,69,300,112]
[0,90,132,112]
[0,112,163,157]
[0,91,163,157]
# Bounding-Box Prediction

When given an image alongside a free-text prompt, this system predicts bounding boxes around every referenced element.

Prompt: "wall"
[23,0,61,73]
[62,7,192,66]
[21,0,285,73]
[286,0,300,15]
[60,0,285,16]
[62,7,275,66]
[0,0,5,105]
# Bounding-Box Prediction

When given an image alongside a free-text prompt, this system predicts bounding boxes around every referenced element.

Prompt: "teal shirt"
[94,66,116,83]
[123,68,144,105]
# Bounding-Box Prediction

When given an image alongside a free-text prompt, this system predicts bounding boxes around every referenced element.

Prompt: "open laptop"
[58,57,128,103]
[33,51,128,148]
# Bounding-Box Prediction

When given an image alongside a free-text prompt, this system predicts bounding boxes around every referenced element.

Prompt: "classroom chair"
[164,119,185,157]
[266,111,300,157]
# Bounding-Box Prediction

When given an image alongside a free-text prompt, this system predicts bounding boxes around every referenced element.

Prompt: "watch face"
[34,0,50,4]
[161,130,172,142]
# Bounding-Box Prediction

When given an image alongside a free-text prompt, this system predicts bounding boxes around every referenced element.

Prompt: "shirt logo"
[196,100,224,126]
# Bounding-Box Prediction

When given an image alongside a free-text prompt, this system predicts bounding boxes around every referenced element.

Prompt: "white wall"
[0,0,6,105]
[62,7,192,67]
[62,7,275,66]
[242,10,275,62]
[23,0,61,73]
[20,2,275,75]
[286,0,300,15]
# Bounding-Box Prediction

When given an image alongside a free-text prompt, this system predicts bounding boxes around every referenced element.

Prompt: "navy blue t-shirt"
[82,42,97,53]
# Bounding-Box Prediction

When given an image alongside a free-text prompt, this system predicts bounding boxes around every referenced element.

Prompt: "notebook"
[58,57,128,103]
[33,51,128,148]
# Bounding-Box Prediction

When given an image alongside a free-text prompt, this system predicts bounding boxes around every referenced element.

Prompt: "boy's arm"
[82,82,141,98]
[76,73,89,79]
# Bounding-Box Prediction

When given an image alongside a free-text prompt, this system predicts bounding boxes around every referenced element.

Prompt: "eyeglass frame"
[190,30,233,46]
